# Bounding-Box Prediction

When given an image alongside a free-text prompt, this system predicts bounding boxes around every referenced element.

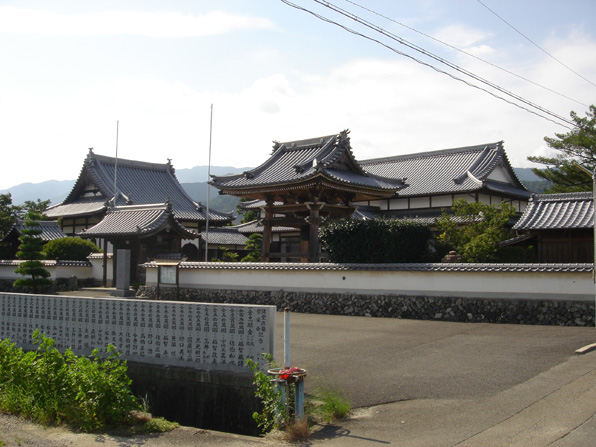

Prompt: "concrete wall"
[0,254,112,286]
[143,262,594,302]
[139,262,595,326]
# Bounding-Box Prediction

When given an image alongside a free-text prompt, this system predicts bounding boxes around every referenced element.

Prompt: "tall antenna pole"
[114,120,119,202]
[205,105,213,261]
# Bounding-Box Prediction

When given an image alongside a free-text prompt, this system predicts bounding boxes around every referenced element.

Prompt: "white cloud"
[1,27,595,190]
[432,24,493,49]
[0,7,275,37]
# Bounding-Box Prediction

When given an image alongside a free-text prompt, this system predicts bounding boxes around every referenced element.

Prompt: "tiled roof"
[47,149,232,223]
[234,220,297,234]
[1,220,66,242]
[360,142,530,199]
[200,228,248,246]
[79,203,196,239]
[0,260,91,267]
[513,192,594,230]
[211,130,405,199]
[352,206,380,220]
[239,199,282,210]
[46,197,106,218]
[143,261,593,273]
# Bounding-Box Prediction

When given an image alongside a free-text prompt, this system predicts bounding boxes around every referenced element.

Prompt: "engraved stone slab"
[0,293,276,373]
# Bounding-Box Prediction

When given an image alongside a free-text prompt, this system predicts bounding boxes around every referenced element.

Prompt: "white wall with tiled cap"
[144,262,594,302]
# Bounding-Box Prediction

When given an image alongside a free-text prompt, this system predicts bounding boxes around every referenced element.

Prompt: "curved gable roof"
[360,142,529,199]
[211,130,405,200]
[79,202,197,239]
[46,149,232,223]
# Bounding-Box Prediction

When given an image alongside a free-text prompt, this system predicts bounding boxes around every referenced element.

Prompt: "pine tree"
[528,105,596,193]
[14,211,52,293]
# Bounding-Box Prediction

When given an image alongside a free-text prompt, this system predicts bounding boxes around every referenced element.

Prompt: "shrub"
[319,218,435,263]
[246,354,286,433]
[0,331,140,431]
[44,237,101,261]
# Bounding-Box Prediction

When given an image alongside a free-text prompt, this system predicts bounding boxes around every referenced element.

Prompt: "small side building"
[1,220,66,259]
[46,148,233,283]
[509,192,594,263]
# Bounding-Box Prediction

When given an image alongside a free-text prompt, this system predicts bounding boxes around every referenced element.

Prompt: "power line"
[341,0,588,107]
[475,0,596,88]
[283,0,575,129]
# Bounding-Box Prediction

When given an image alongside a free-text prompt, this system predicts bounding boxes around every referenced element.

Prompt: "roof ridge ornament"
[166,158,175,174]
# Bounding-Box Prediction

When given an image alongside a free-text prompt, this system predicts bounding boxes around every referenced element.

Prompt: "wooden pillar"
[102,238,108,288]
[261,201,274,262]
[299,226,309,263]
[306,203,322,263]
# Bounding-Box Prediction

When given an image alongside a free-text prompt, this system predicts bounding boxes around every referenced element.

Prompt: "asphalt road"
[276,312,595,406]
[42,290,596,446]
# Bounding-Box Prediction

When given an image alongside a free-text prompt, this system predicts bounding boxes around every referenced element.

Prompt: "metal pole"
[205,105,213,261]
[593,169,595,328]
[114,120,119,199]
[284,307,290,368]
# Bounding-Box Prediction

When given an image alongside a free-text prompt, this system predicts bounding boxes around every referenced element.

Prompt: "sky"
[1,0,595,191]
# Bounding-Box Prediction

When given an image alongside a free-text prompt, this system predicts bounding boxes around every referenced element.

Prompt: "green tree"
[14,211,52,292]
[241,233,263,262]
[236,198,259,224]
[528,105,596,193]
[44,237,101,261]
[435,199,516,262]
[19,199,51,218]
[0,193,20,239]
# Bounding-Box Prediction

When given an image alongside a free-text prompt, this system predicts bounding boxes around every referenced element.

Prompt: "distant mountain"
[0,180,75,206]
[0,166,248,210]
[179,182,240,215]
[174,166,251,183]
[513,167,552,193]
[2,166,550,209]
[514,167,543,182]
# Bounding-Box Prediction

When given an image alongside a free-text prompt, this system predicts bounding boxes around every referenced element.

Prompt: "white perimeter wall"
[0,255,112,282]
[145,262,595,302]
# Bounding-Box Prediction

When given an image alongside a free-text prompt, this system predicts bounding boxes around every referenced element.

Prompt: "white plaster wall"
[146,263,595,302]
[0,262,94,280]
[0,256,111,282]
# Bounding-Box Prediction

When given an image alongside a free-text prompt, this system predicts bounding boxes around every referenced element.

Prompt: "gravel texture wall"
[138,286,595,327]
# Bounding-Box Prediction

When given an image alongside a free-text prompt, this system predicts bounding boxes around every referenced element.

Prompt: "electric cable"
[282,0,575,128]
[475,0,596,88]
[341,0,588,107]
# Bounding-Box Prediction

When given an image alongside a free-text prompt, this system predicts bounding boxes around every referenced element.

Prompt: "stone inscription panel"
[0,293,275,373]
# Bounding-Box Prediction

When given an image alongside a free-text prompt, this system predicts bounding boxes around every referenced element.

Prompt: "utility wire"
[342,0,587,107]
[476,0,596,88]
[287,0,575,128]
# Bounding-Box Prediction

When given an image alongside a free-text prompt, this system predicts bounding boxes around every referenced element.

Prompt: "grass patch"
[309,386,351,423]
[141,417,179,433]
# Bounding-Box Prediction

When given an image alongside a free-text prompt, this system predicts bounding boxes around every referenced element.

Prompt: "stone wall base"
[138,286,595,326]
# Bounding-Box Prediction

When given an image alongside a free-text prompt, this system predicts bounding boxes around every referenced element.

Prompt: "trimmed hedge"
[44,237,101,261]
[319,219,435,263]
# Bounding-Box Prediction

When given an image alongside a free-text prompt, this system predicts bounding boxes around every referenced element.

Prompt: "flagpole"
[205,105,213,261]
[114,120,119,201]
